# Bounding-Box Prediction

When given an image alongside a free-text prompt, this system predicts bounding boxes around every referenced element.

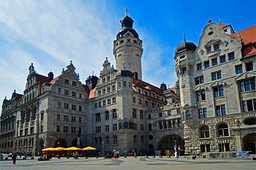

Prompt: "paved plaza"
[0,157,255,170]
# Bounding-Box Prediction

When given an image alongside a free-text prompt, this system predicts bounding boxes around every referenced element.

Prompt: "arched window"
[123,81,127,87]
[199,125,209,138]
[113,135,118,145]
[217,124,229,137]
[133,135,137,144]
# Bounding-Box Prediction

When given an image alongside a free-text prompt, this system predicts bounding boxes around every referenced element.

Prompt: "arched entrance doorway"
[243,133,256,154]
[157,135,184,155]
[55,139,67,147]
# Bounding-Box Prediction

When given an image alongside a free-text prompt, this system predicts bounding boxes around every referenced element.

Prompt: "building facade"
[1,15,255,156]
[175,21,256,154]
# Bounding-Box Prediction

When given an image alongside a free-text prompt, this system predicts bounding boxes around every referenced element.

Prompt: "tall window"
[242,99,256,112]
[195,76,204,85]
[200,144,210,153]
[199,126,210,138]
[219,143,230,152]
[105,111,109,120]
[216,104,226,116]
[113,135,118,144]
[197,63,202,71]
[132,108,137,118]
[246,62,253,71]
[63,126,68,132]
[220,55,226,63]
[212,58,218,66]
[105,125,109,132]
[196,90,206,101]
[214,44,219,51]
[113,109,117,119]
[198,108,207,118]
[214,86,224,98]
[235,65,243,74]
[217,124,229,137]
[56,125,60,132]
[96,113,101,122]
[228,52,235,60]
[212,71,221,80]
[140,110,144,119]
[113,124,117,131]
[133,135,137,144]
[204,60,210,68]
[64,89,69,95]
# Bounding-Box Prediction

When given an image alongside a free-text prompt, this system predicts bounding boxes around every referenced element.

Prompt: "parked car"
[0,154,3,160]
[8,153,13,157]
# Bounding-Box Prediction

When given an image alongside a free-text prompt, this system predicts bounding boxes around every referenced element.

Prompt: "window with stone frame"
[79,105,82,111]
[195,76,204,85]
[196,90,206,101]
[219,55,226,63]
[235,65,243,74]
[219,143,230,152]
[71,116,76,122]
[112,109,117,119]
[103,100,106,106]
[245,62,253,71]
[113,124,117,131]
[204,60,210,68]
[105,136,110,144]
[72,91,76,97]
[199,125,210,138]
[141,136,144,144]
[79,117,82,123]
[132,108,137,118]
[96,113,101,122]
[96,126,101,133]
[211,71,221,80]
[197,63,202,71]
[216,104,226,116]
[242,99,256,112]
[105,125,109,132]
[200,144,210,153]
[112,97,116,103]
[71,127,76,133]
[64,89,69,95]
[72,104,76,110]
[217,124,229,137]
[140,110,144,119]
[198,108,207,118]
[64,115,68,121]
[64,79,69,84]
[239,79,255,92]
[228,52,235,60]
[140,124,144,131]
[64,103,69,109]
[133,135,137,144]
[113,135,118,144]
[107,99,111,105]
[213,86,224,98]
[212,58,218,66]
[148,124,152,131]
[57,114,60,120]
[56,125,60,132]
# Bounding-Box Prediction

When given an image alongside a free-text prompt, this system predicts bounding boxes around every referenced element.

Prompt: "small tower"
[113,12,143,80]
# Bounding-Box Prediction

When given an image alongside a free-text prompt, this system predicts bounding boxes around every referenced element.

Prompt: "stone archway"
[243,133,256,154]
[55,139,67,147]
[157,134,184,155]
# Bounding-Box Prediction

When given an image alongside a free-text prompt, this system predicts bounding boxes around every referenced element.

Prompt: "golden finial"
[125,8,128,16]
[219,19,221,24]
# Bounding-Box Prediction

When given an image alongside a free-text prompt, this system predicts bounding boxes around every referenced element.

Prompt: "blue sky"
[0,0,255,112]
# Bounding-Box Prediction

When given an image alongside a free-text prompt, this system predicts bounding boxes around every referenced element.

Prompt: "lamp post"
[102,141,105,157]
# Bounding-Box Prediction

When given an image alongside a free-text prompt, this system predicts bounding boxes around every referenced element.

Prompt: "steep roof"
[218,23,229,28]
[133,79,163,94]
[83,85,90,97]
[89,88,96,99]
[229,25,256,57]
[35,74,51,87]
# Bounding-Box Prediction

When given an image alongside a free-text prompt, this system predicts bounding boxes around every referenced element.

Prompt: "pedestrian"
[174,151,178,160]
[12,152,17,165]
[197,149,201,159]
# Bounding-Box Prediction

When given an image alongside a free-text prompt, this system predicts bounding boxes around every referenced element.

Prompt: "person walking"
[174,151,178,160]
[12,153,17,165]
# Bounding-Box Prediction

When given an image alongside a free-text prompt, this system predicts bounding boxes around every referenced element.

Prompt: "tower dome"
[116,16,138,39]
[175,42,197,56]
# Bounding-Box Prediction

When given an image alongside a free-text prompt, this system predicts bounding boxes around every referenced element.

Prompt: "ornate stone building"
[1,15,255,156]
[175,21,256,155]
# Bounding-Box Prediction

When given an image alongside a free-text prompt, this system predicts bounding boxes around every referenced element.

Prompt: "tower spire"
[125,8,128,16]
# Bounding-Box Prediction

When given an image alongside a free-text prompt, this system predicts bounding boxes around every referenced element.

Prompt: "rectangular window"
[204,61,210,68]
[112,97,116,103]
[220,55,226,63]
[72,81,77,86]
[105,111,109,120]
[212,58,218,66]
[207,46,211,53]
[64,79,69,84]
[103,100,106,106]
[198,108,207,118]
[71,127,76,133]
[57,114,60,120]
[247,100,253,111]
[148,124,152,131]
[64,115,68,121]
[79,117,82,123]
[63,126,68,132]
[195,76,204,85]
[72,91,76,97]
[214,86,224,98]
[196,90,206,101]
[113,124,117,131]
[58,88,61,94]
[216,104,226,116]
[214,44,219,51]
[140,124,144,131]
[140,110,144,119]
[107,99,111,104]
[197,63,202,71]
[113,109,117,119]
[105,125,109,132]
[235,65,243,74]
[71,116,76,122]
[242,101,247,112]
[182,68,187,74]
[246,62,253,71]
[148,114,151,119]
[79,106,82,111]
[72,104,76,111]
[221,104,226,115]
[64,103,69,109]
[96,126,101,133]
[212,71,221,80]
[228,52,235,60]
[57,125,60,132]
[64,89,69,95]
[96,113,101,122]
[133,108,137,118]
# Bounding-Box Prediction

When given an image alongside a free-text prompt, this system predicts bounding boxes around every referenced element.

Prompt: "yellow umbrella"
[81,146,96,150]
[65,147,82,151]
[42,147,55,151]
[55,147,66,151]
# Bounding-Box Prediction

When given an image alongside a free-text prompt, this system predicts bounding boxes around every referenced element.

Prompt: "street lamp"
[102,141,105,157]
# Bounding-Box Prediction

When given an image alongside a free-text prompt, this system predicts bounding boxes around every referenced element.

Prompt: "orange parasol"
[64,147,82,151]
[42,147,56,151]
[81,146,96,151]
